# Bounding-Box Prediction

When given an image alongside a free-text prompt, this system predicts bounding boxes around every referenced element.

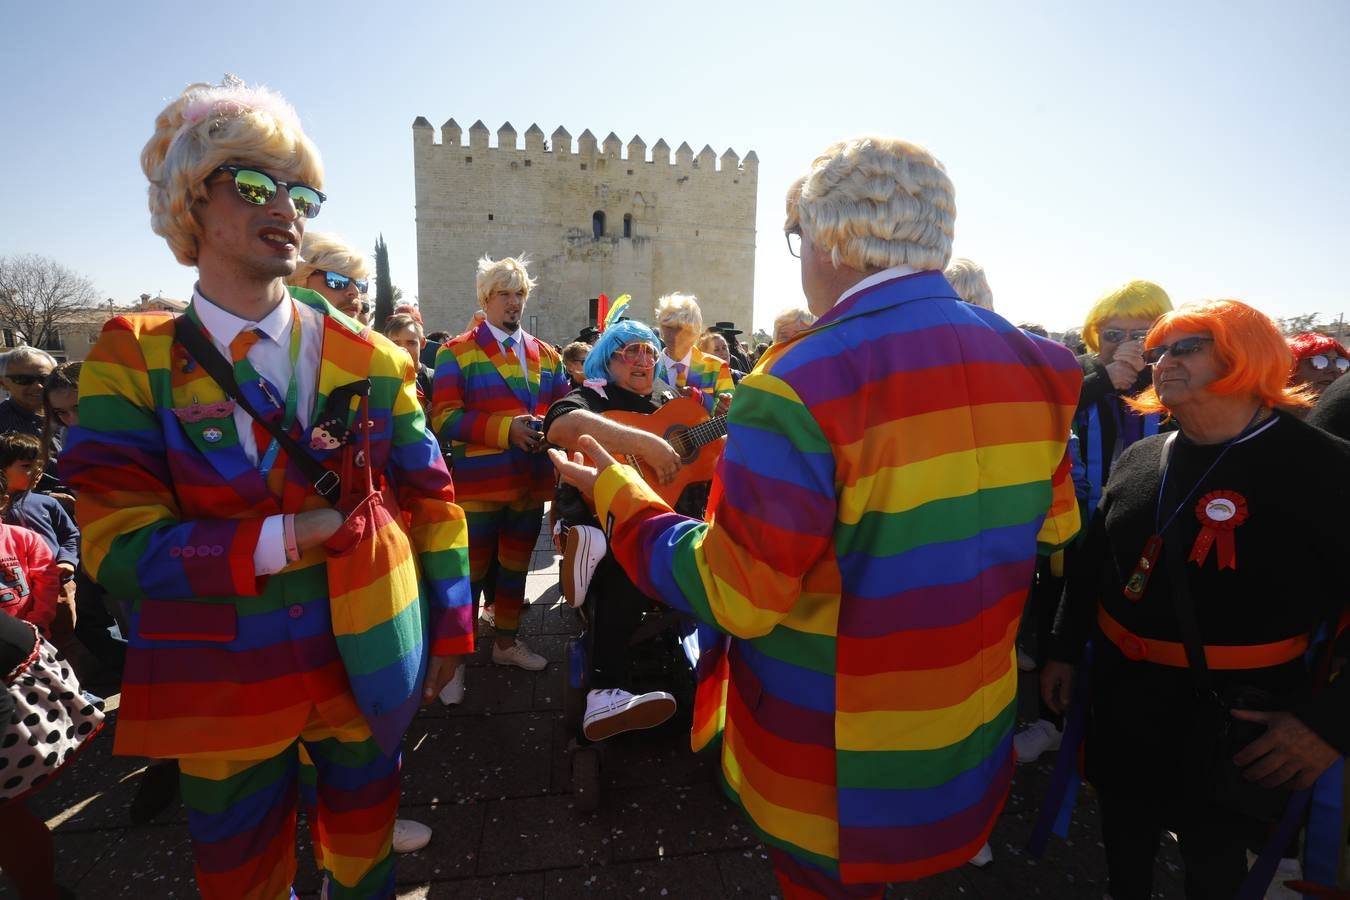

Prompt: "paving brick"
[542,851,725,898]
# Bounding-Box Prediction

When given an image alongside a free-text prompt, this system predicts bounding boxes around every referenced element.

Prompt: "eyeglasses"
[1143,336,1214,365]
[1306,354,1349,373]
[1099,327,1152,344]
[611,342,658,363]
[322,271,368,294]
[4,374,44,386]
[785,228,802,258]
[215,165,325,219]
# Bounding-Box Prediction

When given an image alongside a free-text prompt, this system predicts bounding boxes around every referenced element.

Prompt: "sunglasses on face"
[1306,354,1349,373]
[1099,327,1152,344]
[1143,336,1214,365]
[4,374,44,387]
[323,271,368,293]
[215,165,325,219]
[612,342,658,363]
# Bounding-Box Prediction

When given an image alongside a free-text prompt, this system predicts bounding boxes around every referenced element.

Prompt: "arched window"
[622,213,633,238]
[592,211,605,239]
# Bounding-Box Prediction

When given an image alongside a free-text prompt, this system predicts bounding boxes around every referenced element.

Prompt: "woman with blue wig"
[543,319,699,740]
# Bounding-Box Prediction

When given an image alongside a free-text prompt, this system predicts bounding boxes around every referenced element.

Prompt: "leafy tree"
[373,234,395,327]
[0,254,100,350]
[1275,313,1326,336]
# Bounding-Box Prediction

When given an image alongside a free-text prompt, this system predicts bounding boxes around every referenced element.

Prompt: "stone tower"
[412,117,758,345]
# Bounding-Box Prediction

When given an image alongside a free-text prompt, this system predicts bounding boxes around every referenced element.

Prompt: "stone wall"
[413,118,757,346]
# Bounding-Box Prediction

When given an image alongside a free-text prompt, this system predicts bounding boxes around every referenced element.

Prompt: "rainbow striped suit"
[657,346,734,413]
[594,271,1081,885]
[63,287,473,761]
[431,322,570,503]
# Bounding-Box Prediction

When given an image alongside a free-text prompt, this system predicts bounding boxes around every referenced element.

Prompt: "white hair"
[1,347,57,377]
[943,258,994,311]
[788,136,955,273]
[654,292,703,334]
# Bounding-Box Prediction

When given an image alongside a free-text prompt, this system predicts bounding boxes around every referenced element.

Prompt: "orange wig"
[1128,299,1314,415]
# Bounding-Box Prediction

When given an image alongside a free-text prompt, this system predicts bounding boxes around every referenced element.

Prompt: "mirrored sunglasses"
[1099,327,1151,344]
[1307,354,1349,373]
[323,271,368,294]
[216,165,325,219]
[612,342,658,363]
[1143,336,1214,365]
[4,374,44,386]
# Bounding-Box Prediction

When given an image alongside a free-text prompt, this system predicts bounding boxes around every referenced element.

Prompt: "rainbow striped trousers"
[461,499,545,636]
[178,707,399,900]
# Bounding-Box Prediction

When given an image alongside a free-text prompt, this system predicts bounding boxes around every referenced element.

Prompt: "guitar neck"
[679,414,728,453]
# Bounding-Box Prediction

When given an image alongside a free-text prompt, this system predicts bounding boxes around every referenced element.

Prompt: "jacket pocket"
[138,599,237,643]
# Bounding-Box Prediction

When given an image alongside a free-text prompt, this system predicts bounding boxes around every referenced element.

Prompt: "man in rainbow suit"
[63,78,472,899]
[431,255,571,696]
[653,292,735,414]
[552,136,1082,898]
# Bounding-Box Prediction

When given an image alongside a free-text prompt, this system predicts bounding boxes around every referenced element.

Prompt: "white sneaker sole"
[562,527,601,608]
[583,694,676,741]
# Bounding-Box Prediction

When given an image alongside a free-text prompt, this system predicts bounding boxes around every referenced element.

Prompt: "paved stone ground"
[14,526,1188,899]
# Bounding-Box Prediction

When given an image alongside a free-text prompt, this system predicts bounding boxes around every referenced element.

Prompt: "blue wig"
[583,320,660,383]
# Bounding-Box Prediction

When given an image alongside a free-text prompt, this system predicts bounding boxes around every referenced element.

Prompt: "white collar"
[832,264,920,310]
[486,321,526,345]
[661,347,692,368]
[193,285,293,344]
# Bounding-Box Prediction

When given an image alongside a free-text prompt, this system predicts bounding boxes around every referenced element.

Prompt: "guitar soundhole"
[666,426,695,463]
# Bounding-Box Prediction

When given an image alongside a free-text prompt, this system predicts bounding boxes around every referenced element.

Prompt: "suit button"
[288,605,303,619]
[181,546,196,559]
[196,545,212,558]
[169,546,182,558]
[211,545,224,557]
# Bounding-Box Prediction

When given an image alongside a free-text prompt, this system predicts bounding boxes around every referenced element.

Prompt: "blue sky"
[2,0,1346,335]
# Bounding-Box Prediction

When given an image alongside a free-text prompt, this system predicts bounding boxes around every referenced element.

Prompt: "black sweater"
[1053,411,1350,753]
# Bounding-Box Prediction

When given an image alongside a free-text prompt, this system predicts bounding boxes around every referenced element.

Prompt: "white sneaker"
[479,604,496,629]
[562,525,606,608]
[392,818,431,854]
[1013,719,1063,764]
[492,639,547,671]
[968,842,993,867]
[437,666,465,706]
[582,688,676,741]
[1017,647,1037,672]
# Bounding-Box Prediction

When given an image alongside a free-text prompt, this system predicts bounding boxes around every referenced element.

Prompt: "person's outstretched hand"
[549,434,619,500]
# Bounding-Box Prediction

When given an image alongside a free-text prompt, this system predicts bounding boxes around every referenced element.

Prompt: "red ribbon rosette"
[1188,490,1248,570]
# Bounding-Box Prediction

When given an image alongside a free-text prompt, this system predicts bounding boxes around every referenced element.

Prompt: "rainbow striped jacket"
[656,346,734,413]
[595,271,1081,884]
[431,322,570,503]
[63,288,473,760]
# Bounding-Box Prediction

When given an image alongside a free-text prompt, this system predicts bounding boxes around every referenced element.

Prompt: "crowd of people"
[1,75,1347,900]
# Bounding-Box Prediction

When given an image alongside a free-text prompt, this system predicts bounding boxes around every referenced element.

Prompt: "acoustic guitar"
[600,396,727,505]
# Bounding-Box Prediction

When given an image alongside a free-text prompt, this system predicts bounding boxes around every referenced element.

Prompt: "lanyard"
[1154,406,1268,535]
[256,305,304,480]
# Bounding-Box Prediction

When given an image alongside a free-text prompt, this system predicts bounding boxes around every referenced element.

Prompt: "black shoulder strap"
[174,313,341,504]
[1157,431,1212,694]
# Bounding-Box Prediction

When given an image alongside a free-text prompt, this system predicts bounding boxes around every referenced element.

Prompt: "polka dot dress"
[3,623,104,802]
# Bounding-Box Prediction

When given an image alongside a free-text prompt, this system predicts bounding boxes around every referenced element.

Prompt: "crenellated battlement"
[412,117,758,176]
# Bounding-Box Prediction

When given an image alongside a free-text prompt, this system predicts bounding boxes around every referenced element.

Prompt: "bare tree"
[0,254,101,350]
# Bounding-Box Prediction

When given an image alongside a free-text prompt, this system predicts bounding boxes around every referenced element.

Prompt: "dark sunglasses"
[4,374,44,386]
[1099,327,1151,344]
[1306,354,1349,373]
[612,342,658,363]
[323,271,368,293]
[215,165,325,219]
[1143,336,1214,365]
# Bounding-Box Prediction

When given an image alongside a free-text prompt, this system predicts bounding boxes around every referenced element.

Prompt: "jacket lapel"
[523,334,542,407]
[168,326,276,510]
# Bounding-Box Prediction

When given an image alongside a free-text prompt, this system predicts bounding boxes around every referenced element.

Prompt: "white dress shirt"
[192,287,325,576]
[485,321,530,374]
[659,348,692,386]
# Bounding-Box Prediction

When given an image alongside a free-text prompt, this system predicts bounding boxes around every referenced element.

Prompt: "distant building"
[412,118,758,344]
